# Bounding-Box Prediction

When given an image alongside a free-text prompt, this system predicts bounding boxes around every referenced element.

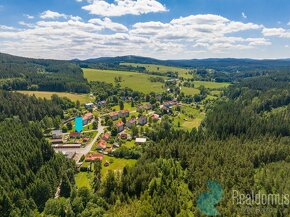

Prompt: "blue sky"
[0,0,290,59]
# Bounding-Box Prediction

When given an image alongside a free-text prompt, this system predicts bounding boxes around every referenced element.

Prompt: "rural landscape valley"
[0,0,290,216]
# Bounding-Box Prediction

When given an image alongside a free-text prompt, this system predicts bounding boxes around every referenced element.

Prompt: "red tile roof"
[116,121,124,127]
[97,140,107,149]
[83,112,93,120]
[128,118,136,124]
[102,133,110,140]
[70,132,81,137]
[121,110,130,114]
[110,112,119,116]
[152,114,159,119]
[85,153,103,162]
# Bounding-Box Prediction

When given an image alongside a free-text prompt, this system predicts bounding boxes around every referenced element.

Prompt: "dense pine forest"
[0,92,76,216]
[0,53,89,93]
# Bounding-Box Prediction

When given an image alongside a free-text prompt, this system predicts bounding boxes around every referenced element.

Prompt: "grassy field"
[181,87,200,95]
[192,81,230,89]
[120,63,193,79]
[75,171,93,189]
[122,140,136,148]
[101,155,137,179]
[17,91,91,104]
[173,105,205,130]
[84,68,165,94]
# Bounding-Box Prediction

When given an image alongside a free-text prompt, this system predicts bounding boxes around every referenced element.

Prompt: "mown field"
[83,68,165,94]
[17,91,92,104]
[192,81,230,89]
[120,62,193,79]
[172,105,205,130]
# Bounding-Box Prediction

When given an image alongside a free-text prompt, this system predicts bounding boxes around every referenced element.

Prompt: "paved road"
[56,118,105,163]
[79,119,105,158]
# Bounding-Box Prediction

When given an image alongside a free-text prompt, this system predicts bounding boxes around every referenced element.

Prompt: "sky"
[0,0,290,60]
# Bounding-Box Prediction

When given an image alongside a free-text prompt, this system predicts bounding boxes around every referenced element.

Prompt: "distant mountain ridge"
[75,55,290,70]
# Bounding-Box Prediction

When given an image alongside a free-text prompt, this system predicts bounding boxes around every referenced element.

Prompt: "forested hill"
[77,55,290,72]
[0,53,89,93]
[0,91,75,216]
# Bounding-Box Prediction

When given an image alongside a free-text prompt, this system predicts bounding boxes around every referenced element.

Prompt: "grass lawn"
[122,140,136,148]
[17,91,91,104]
[75,171,93,189]
[101,155,137,179]
[192,81,230,89]
[173,105,205,130]
[120,63,193,79]
[83,68,165,94]
[181,87,200,95]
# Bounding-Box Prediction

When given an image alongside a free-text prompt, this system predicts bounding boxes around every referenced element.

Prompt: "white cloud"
[89,18,128,32]
[0,14,273,59]
[0,25,16,31]
[18,21,35,28]
[242,12,247,19]
[24,14,35,19]
[40,10,67,19]
[80,0,168,17]
[262,27,290,38]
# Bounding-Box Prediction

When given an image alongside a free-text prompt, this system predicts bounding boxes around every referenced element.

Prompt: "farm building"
[52,130,63,139]
[84,103,94,109]
[51,139,63,144]
[135,138,147,144]
[85,153,103,162]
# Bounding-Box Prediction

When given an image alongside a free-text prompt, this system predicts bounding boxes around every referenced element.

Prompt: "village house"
[110,112,119,121]
[135,138,147,144]
[151,114,160,121]
[144,103,152,110]
[83,112,93,125]
[120,133,127,139]
[137,104,152,112]
[52,130,63,139]
[163,101,175,109]
[84,103,94,110]
[85,153,103,162]
[126,118,136,128]
[104,161,110,167]
[97,100,107,107]
[70,132,81,139]
[118,110,130,118]
[96,140,107,150]
[102,133,110,141]
[138,116,147,126]
[115,121,124,133]
[113,142,120,148]
[83,137,90,143]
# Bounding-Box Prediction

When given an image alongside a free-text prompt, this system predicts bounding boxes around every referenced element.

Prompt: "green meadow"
[120,62,193,78]
[83,68,165,94]
[18,91,91,104]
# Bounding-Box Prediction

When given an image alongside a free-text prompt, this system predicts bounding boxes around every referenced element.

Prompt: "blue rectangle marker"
[75,117,83,132]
